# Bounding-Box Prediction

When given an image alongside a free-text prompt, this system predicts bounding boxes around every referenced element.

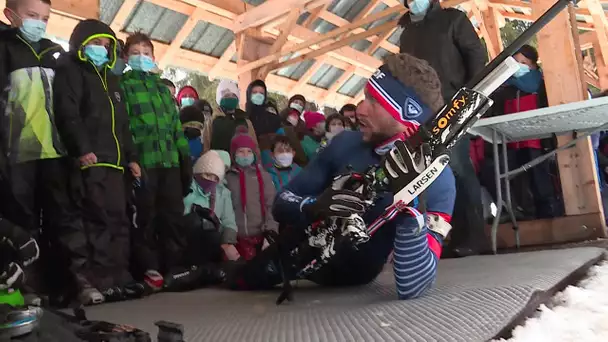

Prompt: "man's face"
[357,90,400,143]
[343,110,356,123]
[513,52,537,70]
[126,42,155,60]
[5,0,50,27]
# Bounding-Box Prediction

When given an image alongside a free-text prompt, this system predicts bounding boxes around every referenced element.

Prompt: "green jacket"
[183,181,238,244]
[120,70,189,169]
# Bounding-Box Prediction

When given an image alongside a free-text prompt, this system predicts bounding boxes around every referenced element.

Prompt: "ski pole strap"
[367,201,425,237]
[366,65,434,130]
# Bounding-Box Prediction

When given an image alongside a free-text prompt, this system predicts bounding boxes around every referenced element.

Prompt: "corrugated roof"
[243,0,267,5]
[123,1,188,44]
[308,64,345,89]
[182,21,235,57]
[388,27,403,45]
[338,74,366,97]
[327,0,369,22]
[310,18,338,33]
[363,3,401,30]
[372,47,390,60]
[350,39,372,52]
[276,56,317,80]
[100,0,126,25]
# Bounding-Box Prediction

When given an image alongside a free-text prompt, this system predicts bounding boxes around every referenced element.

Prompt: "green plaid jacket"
[120,71,189,169]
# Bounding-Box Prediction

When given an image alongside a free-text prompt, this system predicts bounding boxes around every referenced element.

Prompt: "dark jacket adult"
[399,2,487,101]
[204,109,259,154]
[53,19,137,171]
[0,27,66,165]
[245,80,281,151]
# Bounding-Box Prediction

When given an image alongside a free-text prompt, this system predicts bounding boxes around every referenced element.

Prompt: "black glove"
[0,218,40,267]
[382,139,431,195]
[302,174,366,220]
[0,262,24,290]
[191,205,221,231]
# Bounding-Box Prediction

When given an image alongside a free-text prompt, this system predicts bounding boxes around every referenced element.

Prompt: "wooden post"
[235,30,272,109]
[481,7,504,59]
[530,0,606,230]
[594,40,608,90]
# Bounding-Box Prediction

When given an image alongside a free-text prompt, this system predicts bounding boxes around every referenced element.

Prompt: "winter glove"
[0,262,25,291]
[0,218,40,267]
[382,139,431,196]
[191,205,221,232]
[301,173,366,220]
[179,153,193,197]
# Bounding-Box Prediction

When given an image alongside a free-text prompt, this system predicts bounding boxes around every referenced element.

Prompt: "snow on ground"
[494,261,608,342]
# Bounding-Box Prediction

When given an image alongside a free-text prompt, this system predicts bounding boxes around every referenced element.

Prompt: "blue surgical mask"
[84,45,109,67]
[513,63,531,78]
[181,97,195,108]
[235,155,255,167]
[409,0,431,16]
[128,54,156,72]
[251,93,265,106]
[111,58,127,76]
[20,18,46,43]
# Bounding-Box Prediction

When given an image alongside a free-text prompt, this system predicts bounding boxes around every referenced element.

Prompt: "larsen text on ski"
[408,166,439,195]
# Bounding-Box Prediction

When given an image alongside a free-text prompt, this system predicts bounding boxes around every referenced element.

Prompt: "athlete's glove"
[0,219,40,267]
[382,140,431,196]
[302,174,367,220]
[0,262,25,291]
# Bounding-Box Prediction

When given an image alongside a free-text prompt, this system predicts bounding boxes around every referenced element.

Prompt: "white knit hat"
[216,79,240,105]
[194,150,226,181]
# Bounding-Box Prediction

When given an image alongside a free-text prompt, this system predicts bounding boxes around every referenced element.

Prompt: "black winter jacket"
[245,80,281,151]
[0,28,66,165]
[53,20,136,171]
[399,3,487,101]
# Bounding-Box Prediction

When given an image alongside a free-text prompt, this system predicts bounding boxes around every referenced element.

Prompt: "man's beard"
[365,131,392,146]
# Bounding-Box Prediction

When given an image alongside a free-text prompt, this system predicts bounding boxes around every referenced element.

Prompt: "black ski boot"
[164,264,226,292]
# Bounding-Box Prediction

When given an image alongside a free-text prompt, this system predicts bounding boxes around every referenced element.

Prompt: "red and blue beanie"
[366,65,434,131]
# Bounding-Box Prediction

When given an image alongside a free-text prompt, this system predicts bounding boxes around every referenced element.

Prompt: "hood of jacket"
[68,19,117,68]
[0,21,10,32]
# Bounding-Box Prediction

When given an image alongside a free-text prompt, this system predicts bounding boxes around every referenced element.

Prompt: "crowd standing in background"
[2,0,608,311]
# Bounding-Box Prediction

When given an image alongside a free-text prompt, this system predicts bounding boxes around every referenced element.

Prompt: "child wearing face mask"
[225,128,278,261]
[54,19,142,304]
[119,32,193,289]
[318,113,346,153]
[266,135,302,191]
[180,104,207,163]
[301,111,325,159]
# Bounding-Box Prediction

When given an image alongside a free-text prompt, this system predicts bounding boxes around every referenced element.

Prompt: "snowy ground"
[494,261,608,342]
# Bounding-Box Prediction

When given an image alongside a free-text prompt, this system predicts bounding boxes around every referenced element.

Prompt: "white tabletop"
[469,96,608,143]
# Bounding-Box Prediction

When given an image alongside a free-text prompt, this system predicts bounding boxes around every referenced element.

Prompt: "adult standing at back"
[399,0,487,257]
[245,80,281,166]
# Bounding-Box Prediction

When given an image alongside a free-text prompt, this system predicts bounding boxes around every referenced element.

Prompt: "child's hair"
[383,53,444,113]
[7,0,51,10]
[124,32,155,54]
[270,135,292,152]
[339,104,356,115]
[161,78,175,88]
[324,113,346,131]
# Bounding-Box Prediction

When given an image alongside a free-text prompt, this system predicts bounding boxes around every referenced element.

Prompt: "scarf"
[237,164,266,220]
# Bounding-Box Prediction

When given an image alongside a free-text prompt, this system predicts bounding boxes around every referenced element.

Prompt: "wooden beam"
[481,7,504,59]
[51,0,99,19]
[232,0,326,34]
[471,4,499,58]
[257,9,303,81]
[208,42,236,81]
[532,0,605,222]
[238,5,406,74]
[486,213,606,250]
[271,19,398,71]
[158,7,203,69]
[319,66,355,105]
[585,0,608,66]
[290,56,329,95]
[110,0,137,33]
[593,38,608,89]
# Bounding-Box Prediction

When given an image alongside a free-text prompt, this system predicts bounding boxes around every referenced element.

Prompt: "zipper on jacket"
[8,36,58,155]
[91,64,122,170]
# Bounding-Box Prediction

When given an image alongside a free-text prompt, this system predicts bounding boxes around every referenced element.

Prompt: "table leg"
[491,129,502,254]
[501,133,520,249]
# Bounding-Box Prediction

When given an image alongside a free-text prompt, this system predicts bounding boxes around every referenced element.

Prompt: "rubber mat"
[84,247,604,342]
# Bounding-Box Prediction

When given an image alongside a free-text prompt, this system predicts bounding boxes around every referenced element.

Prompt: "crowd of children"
[0,0,363,307]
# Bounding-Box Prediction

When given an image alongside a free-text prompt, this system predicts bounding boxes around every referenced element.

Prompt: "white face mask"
[275,152,294,167]
[290,102,304,113]
[330,125,345,135]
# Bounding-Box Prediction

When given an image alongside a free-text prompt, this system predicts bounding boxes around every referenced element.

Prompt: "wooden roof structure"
[2,0,608,107]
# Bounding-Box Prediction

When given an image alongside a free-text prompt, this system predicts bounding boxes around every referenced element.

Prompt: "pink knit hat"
[230,131,258,158]
[303,111,325,130]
